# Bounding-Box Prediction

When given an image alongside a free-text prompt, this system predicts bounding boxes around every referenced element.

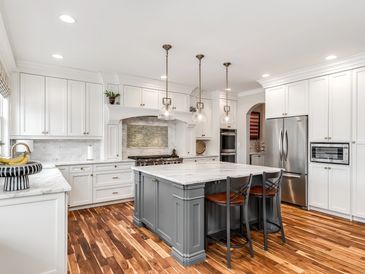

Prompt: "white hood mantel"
[105,104,195,125]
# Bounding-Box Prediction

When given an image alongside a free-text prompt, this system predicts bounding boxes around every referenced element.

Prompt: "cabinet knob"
[114,165,117,168]
[328,137,332,140]
[352,141,356,144]
[116,154,119,157]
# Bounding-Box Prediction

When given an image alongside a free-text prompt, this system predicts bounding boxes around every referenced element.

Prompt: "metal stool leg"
[226,205,231,268]
[277,195,286,243]
[244,203,254,257]
[263,196,268,251]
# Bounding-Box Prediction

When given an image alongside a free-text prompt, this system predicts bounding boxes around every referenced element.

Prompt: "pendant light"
[222,62,232,124]
[192,54,207,123]
[159,44,174,120]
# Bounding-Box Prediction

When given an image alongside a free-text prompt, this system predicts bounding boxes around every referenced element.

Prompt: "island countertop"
[0,167,71,200]
[132,162,281,185]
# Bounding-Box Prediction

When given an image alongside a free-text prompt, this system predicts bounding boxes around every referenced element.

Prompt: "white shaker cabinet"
[352,67,365,219]
[45,77,68,136]
[308,163,329,209]
[171,92,189,112]
[20,73,45,135]
[68,167,93,207]
[309,72,352,142]
[328,165,351,214]
[68,81,103,137]
[142,88,159,109]
[309,163,350,215]
[287,80,309,116]
[328,71,352,142]
[0,193,67,274]
[86,83,103,137]
[265,85,287,119]
[105,123,120,160]
[309,76,329,142]
[123,86,143,108]
[123,86,159,109]
[265,80,308,119]
[68,80,86,136]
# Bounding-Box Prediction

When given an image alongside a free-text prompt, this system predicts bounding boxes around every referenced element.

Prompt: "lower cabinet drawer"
[94,163,133,172]
[69,165,92,174]
[94,171,132,187]
[93,186,133,203]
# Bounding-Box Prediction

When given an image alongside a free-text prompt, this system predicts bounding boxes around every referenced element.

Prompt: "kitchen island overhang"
[132,162,281,266]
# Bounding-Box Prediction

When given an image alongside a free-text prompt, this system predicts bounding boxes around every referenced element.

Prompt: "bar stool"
[251,170,285,251]
[205,174,253,269]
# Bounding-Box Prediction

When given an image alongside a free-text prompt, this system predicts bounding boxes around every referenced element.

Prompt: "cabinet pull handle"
[112,176,119,179]
[151,178,158,182]
[112,192,119,195]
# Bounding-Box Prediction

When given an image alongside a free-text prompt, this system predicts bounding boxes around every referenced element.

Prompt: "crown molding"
[258,52,365,89]
[16,60,103,83]
[238,88,264,97]
[0,12,16,74]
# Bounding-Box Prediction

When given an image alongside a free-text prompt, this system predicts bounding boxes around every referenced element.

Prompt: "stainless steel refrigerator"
[264,116,308,207]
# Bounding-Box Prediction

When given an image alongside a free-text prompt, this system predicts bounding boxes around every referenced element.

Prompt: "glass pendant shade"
[192,107,207,123]
[158,103,175,120]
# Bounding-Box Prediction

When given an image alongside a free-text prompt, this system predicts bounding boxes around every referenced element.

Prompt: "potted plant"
[105,90,120,105]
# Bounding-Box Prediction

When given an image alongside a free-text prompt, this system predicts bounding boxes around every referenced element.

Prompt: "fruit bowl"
[0,161,43,191]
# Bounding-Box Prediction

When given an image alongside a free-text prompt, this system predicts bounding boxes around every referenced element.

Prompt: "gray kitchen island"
[132,162,281,266]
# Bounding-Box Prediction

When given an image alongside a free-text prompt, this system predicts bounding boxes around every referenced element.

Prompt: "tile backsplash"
[30,140,101,163]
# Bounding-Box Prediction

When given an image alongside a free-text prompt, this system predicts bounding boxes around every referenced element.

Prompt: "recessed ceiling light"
[59,14,76,24]
[160,75,167,79]
[262,73,270,78]
[52,54,63,60]
[325,55,337,61]
[225,88,231,91]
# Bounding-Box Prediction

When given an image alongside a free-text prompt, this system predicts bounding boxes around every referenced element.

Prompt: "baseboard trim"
[68,198,134,211]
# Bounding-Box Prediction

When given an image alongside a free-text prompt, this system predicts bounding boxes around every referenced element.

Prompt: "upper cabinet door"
[171,92,189,112]
[45,77,68,136]
[142,88,159,109]
[20,73,45,135]
[86,83,103,137]
[353,67,365,143]
[123,86,142,108]
[309,76,329,142]
[68,80,86,136]
[287,80,309,116]
[265,86,287,119]
[328,71,352,142]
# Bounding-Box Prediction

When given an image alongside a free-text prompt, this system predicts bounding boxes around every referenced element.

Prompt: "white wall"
[236,89,265,164]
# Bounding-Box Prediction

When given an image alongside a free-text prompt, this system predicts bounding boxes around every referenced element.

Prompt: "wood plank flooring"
[68,202,365,273]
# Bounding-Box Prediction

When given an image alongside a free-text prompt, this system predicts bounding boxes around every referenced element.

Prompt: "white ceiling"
[1,0,365,91]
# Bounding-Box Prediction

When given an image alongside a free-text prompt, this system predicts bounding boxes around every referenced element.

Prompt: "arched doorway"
[246,103,265,165]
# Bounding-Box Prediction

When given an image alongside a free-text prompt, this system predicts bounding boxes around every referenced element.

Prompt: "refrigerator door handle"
[283,172,302,179]
[284,129,289,161]
[279,129,283,161]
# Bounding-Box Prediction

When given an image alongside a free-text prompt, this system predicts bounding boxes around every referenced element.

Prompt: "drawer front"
[94,163,134,172]
[93,186,133,203]
[94,171,132,187]
[69,165,92,174]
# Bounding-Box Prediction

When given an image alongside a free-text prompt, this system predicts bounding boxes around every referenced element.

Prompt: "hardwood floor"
[68,202,365,274]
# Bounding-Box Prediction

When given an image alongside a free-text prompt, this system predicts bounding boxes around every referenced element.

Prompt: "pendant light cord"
[225,65,228,106]
[165,48,168,99]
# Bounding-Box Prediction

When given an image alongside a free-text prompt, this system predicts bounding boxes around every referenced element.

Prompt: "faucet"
[11,142,31,158]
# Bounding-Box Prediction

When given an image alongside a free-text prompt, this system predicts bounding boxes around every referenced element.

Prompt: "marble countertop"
[53,159,135,166]
[132,162,281,185]
[182,155,219,159]
[0,167,71,200]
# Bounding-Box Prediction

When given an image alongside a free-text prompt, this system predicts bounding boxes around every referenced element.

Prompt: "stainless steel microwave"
[310,142,349,165]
